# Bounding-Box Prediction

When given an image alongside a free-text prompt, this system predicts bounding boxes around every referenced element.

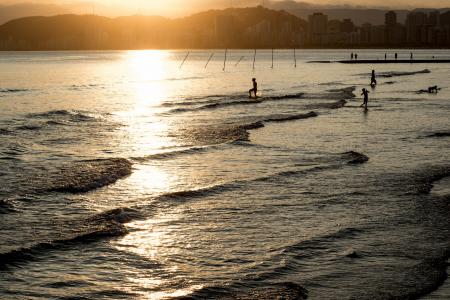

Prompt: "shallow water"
[0,49,450,299]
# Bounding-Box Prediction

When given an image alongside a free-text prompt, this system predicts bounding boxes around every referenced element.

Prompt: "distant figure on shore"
[361,88,369,109]
[410,52,413,60]
[249,78,258,98]
[370,70,377,87]
[428,85,439,93]
[351,53,354,60]
[417,86,440,94]
[395,53,398,60]
[385,53,387,60]
[355,53,358,60]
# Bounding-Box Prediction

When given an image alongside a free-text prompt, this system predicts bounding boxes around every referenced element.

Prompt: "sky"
[2,0,450,17]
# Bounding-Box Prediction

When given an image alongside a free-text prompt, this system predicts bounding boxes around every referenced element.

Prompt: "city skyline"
[1,0,450,20]
[1,5,450,50]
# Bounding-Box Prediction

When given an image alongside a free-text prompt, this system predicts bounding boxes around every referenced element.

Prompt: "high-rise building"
[385,11,397,27]
[341,19,355,33]
[406,12,427,44]
[308,13,328,44]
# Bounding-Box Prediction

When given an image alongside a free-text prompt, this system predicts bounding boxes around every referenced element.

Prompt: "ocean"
[0,49,450,299]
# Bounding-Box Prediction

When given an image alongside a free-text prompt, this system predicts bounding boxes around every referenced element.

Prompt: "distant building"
[341,19,355,33]
[385,11,397,27]
[406,12,427,44]
[308,13,328,44]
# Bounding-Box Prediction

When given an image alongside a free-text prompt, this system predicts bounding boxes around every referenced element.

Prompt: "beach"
[0,49,450,299]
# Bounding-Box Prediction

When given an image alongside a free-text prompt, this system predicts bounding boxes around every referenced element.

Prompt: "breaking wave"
[27,110,97,122]
[175,282,308,300]
[166,93,305,114]
[178,112,316,145]
[0,88,31,93]
[305,99,347,110]
[426,131,450,138]
[47,158,133,193]
[0,207,141,269]
[357,69,430,78]
[413,166,450,194]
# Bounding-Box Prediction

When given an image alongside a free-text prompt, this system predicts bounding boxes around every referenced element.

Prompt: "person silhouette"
[395,53,398,60]
[385,53,387,60]
[351,53,354,60]
[370,70,377,87]
[355,53,358,60]
[361,88,369,109]
[249,78,257,98]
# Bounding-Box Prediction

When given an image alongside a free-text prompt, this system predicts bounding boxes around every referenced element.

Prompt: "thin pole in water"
[294,48,297,68]
[223,49,228,71]
[179,51,190,69]
[205,52,214,69]
[235,56,245,67]
[253,49,256,71]
[271,48,274,69]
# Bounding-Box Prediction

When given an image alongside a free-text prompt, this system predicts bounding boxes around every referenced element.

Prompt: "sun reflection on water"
[117,210,204,299]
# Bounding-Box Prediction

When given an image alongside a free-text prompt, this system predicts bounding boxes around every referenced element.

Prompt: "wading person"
[370,70,377,87]
[361,88,369,109]
[249,78,257,98]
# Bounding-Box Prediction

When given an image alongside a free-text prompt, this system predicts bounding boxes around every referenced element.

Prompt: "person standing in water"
[370,70,377,86]
[249,78,257,98]
[361,88,369,109]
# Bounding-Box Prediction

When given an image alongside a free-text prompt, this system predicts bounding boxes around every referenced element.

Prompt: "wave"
[0,207,140,270]
[376,253,450,300]
[0,199,16,214]
[0,128,11,135]
[0,88,31,93]
[357,69,430,78]
[304,87,356,101]
[69,83,106,90]
[341,151,370,164]
[158,151,369,201]
[132,145,220,162]
[175,282,308,300]
[16,124,43,131]
[263,111,318,123]
[47,158,133,193]
[179,113,315,145]
[414,166,450,194]
[305,99,347,110]
[426,131,450,138]
[26,110,97,122]
[166,93,305,114]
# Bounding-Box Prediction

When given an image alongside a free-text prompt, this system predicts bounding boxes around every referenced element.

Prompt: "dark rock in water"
[48,158,132,193]
[234,282,308,300]
[342,151,369,165]
[345,250,361,258]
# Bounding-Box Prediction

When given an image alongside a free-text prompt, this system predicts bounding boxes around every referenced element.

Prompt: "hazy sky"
[2,0,450,17]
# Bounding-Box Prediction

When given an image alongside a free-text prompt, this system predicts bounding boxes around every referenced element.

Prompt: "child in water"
[370,70,377,87]
[249,78,257,98]
[361,88,369,109]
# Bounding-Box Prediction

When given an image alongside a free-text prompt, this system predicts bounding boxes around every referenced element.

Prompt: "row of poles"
[179,49,298,70]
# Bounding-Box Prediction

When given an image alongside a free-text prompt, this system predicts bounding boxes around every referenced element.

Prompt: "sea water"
[0,49,450,299]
